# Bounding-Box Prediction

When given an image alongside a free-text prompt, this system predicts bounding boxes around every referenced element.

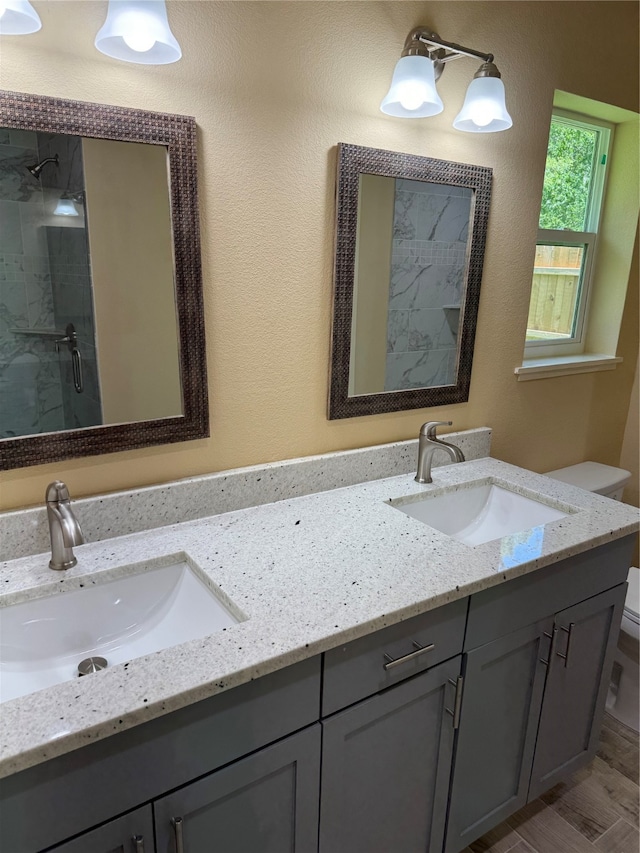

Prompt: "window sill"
[514,353,622,381]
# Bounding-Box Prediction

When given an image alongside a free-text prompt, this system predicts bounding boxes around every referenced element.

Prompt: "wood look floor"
[464,714,640,853]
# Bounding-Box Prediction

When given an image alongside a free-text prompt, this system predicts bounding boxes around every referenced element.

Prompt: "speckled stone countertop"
[1,457,638,779]
[0,429,492,561]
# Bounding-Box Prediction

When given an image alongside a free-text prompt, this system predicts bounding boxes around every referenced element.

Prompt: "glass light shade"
[0,0,41,35]
[95,0,181,65]
[54,196,79,217]
[380,55,444,118]
[453,76,512,133]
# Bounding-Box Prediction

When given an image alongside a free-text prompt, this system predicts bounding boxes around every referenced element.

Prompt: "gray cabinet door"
[445,617,553,853]
[154,724,321,853]
[528,583,626,799]
[1,658,321,853]
[319,656,461,853]
[49,806,154,853]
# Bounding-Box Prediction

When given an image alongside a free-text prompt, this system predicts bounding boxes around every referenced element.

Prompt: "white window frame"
[525,109,613,358]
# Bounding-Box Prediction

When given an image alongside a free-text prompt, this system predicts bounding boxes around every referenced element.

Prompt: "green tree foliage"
[539,122,597,231]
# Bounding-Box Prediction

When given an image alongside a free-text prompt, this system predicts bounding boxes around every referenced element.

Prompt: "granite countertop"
[1,456,638,779]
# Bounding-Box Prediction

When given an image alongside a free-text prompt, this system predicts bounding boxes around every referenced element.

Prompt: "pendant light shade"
[0,0,41,35]
[54,194,79,217]
[95,0,181,65]
[453,71,512,133]
[380,55,443,118]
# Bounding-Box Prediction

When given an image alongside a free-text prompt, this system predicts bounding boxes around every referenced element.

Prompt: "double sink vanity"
[1,437,638,853]
[0,79,637,853]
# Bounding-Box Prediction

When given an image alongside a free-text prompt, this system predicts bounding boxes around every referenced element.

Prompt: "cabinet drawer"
[322,597,468,715]
[465,536,634,650]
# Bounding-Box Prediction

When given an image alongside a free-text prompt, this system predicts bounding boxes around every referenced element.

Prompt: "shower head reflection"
[26,153,59,180]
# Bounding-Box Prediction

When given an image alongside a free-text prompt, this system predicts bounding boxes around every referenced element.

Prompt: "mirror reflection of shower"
[0,132,102,437]
[26,153,59,180]
[55,323,84,394]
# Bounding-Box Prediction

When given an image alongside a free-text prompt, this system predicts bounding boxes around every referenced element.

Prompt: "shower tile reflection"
[384,179,471,392]
[0,131,101,437]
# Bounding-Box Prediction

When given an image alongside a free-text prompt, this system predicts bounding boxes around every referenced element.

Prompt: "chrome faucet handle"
[420,420,453,438]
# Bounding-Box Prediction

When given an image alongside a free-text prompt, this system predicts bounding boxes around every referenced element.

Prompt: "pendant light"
[54,193,80,217]
[453,63,513,133]
[0,0,41,35]
[380,54,443,118]
[95,0,181,65]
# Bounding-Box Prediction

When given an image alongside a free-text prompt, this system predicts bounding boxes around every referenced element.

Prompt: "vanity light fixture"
[95,0,182,65]
[381,27,512,133]
[0,0,41,35]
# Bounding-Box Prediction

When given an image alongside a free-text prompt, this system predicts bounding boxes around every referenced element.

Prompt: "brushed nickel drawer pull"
[445,676,464,729]
[557,622,575,668]
[540,628,557,667]
[133,836,145,853]
[383,641,434,671]
[172,817,185,853]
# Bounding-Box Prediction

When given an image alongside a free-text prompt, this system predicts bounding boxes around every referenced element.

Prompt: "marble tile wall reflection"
[384,179,471,391]
[0,132,101,438]
[0,130,65,437]
[47,226,102,429]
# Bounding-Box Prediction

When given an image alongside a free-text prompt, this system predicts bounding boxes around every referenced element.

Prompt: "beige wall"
[1,1,638,511]
[621,354,640,513]
[585,118,639,356]
[83,138,182,424]
[621,353,639,566]
[620,231,639,565]
[350,173,394,395]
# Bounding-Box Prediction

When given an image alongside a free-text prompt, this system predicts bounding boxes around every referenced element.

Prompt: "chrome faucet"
[46,481,85,570]
[415,421,465,484]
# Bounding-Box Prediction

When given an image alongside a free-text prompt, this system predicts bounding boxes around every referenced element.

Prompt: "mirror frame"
[0,90,208,470]
[328,143,492,419]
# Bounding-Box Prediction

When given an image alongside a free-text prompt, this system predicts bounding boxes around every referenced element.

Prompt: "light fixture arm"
[415,30,493,65]
[399,27,495,84]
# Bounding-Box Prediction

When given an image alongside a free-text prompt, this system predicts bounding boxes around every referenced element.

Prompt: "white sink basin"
[0,561,243,703]
[389,482,570,546]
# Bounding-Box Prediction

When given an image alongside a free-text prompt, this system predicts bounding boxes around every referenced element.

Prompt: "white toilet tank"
[544,461,637,627]
[545,461,631,501]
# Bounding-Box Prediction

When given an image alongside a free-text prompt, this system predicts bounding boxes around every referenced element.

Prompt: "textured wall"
[0,1,638,510]
[621,352,639,566]
[83,138,181,423]
[620,233,640,565]
[351,173,393,396]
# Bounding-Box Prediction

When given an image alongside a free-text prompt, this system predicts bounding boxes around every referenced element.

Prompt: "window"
[525,110,612,357]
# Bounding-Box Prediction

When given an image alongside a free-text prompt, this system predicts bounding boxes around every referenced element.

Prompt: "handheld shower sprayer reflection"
[26,153,59,180]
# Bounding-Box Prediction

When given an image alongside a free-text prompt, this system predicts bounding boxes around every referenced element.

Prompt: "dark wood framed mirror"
[0,90,208,470]
[328,143,492,419]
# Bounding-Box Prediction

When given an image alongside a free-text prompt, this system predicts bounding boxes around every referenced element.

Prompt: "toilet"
[545,461,639,732]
